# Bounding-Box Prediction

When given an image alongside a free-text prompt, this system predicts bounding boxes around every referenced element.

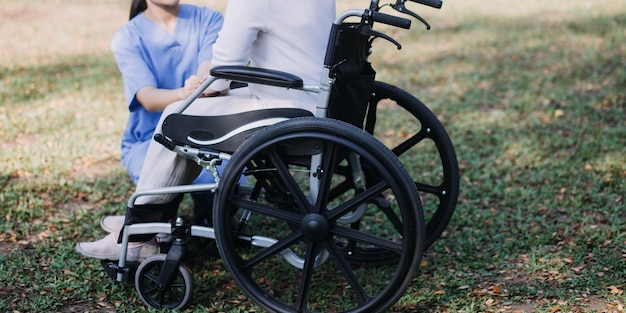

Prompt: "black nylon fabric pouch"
[327,24,376,128]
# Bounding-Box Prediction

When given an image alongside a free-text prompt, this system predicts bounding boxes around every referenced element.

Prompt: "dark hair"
[130,0,147,20]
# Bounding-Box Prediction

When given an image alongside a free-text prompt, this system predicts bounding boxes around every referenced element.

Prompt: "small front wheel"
[135,254,193,310]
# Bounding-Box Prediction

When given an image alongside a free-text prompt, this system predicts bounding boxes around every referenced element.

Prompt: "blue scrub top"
[111,4,223,157]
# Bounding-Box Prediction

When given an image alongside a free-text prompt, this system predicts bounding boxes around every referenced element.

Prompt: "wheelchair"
[101,0,458,312]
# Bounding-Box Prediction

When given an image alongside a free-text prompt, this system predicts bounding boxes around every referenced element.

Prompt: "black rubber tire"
[214,117,424,313]
[135,254,193,310]
[367,81,459,249]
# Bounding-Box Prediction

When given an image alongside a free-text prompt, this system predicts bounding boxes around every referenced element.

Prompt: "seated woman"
[76,0,336,261]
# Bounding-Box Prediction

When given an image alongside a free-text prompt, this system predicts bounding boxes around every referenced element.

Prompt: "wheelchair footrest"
[101,260,139,282]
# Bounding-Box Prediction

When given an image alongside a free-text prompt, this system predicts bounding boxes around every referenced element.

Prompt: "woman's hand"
[180,75,207,99]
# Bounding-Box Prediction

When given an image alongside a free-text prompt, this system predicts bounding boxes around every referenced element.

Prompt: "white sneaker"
[75,233,158,262]
[101,215,174,243]
[100,215,125,235]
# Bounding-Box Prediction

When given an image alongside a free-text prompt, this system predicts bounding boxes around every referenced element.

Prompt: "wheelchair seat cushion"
[161,108,313,153]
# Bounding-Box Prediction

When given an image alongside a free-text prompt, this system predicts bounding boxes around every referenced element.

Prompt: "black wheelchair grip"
[371,11,412,29]
[410,0,443,9]
[154,133,176,151]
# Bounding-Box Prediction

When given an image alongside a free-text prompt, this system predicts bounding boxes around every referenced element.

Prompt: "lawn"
[1,0,625,312]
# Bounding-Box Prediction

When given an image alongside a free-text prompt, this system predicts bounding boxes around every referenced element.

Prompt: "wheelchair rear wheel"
[214,117,424,313]
[367,81,459,249]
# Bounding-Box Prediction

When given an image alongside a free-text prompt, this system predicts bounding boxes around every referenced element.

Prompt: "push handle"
[370,10,412,29]
[410,0,443,9]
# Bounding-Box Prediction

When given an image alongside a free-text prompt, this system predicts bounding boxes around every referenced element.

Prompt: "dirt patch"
[0,158,123,257]
[0,228,51,256]
[0,239,17,255]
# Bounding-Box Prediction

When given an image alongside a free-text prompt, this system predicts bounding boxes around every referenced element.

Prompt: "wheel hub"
[300,213,330,241]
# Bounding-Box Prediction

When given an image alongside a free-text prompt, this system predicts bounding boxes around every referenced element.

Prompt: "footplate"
[101,260,139,282]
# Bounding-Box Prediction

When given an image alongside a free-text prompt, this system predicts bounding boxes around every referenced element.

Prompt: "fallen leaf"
[554,109,564,117]
[609,285,624,295]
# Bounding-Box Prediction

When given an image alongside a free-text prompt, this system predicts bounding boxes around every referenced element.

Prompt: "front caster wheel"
[135,254,193,310]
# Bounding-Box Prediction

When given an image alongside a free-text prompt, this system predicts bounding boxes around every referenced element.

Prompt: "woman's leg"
[78,90,302,260]
[121,140,151,184]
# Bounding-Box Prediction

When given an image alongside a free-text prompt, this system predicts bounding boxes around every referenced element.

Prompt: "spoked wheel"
[214,117,425,313]
[365,81,459,249]
[135,254,193,310]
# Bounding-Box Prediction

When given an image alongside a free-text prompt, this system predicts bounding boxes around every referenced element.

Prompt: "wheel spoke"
[295,241,318,311]
[241,230,303,271]
[333,225,403,253]
[144,285,159,295]
[415,181,444,197]
[391,128,428,157]
[312,141,339,213]
[159,290,166,307]
[328,176,353,200]
[144,272,159,284]
[324,238,370,303]
[232,197,302,224]
[267,147,314,213]
[167,289,178,303]
[326,179,388,221]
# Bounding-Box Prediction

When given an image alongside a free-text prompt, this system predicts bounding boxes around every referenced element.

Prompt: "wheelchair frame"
[103,0,458,311]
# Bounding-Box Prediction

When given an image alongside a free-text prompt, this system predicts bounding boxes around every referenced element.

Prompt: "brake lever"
[360,24,402,50]
[391,0,431,30]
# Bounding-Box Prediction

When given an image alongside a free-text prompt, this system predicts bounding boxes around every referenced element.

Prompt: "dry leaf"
[609,285,624,295]
[554,109,564,117]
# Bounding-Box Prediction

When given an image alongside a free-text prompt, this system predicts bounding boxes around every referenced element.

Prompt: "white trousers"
[134,87,306,205]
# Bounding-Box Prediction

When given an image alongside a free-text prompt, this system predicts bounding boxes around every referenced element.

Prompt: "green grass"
[1,0,625,312]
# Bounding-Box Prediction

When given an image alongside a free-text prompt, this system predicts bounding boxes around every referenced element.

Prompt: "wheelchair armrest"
[210,65,304,88]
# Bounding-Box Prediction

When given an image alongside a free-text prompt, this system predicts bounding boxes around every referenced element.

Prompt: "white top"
[209,0,336,111]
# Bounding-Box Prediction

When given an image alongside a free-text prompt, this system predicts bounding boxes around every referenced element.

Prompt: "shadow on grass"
[0,54,119,108]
